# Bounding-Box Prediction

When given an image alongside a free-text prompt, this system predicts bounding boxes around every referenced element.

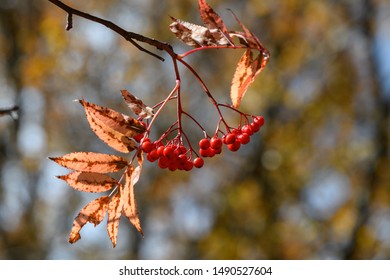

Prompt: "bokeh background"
[0,0,389,259]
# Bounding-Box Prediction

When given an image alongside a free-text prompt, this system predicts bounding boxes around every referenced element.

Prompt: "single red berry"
[250,122,260,132]
[178,154,188,164]
[212,147,222,154]
[193,157,204,168]
[254,116,265,126]
[158,156,169,169]
[133,133,144,142]
[210,137,222,149]
[183,160,193,171]
[168,160,178,171]
[149,149,160,160]
[199,148,209,157]
[163,146,175,159]
[141,140,154,153]
[156,145,165,157]
[228,140,241,151]
[225,133,236,145]
[199,138,210,150]
[241,125,254,136]
[238,133,250,144]
[232,128,241,135]
[179,145,187,154]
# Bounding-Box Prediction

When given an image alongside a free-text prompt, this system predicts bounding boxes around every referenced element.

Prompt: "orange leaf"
[80,99,141,153]
[57,171,118,192]
[107,191,123,247]
[121,90,154,119]
[69,196,110,244]
[50,152,128,173]
[123,167,143,236]
[198,0,232,45]
[230,49,269,108]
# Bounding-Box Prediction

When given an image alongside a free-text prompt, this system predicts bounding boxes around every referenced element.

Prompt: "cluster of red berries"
[141,139,204,171]
[199,116,264,156]
[140,116,264,171]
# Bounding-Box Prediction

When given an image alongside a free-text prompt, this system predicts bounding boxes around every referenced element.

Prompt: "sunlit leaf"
[123,167,143,236]
[107,191,123,247]
[68,196,110,244]
[198,0,232,45]
[57,171,118,192]
[121,89,154,119]
[50,152,128,173]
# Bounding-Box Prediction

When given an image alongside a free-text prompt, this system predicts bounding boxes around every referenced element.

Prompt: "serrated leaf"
[169,17,229,47]
[50,152,128,173]
[107,191,123,247]
[121,89,154,119]
[80,99,142,153]
[68,196,110,244]
[57,171,118,192]
[123,167,143,236]
[230,49,269,108]
[198,0,232,45]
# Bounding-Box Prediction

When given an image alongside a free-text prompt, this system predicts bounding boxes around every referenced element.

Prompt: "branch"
[48,0,177,61]
[0,105,19,119]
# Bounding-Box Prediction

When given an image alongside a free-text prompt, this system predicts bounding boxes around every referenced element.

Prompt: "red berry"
[250,122,260,132]
[237,133,250,144]
[168,160,178,171]
[241,125,254,136]
[225,133,236,145]
[178,154,187,164]
[133,133,144,142]
[199,148,209,157]
[232,128,241,135]
[254,116,265,126]
[147,149,159,162]
[228,140,241,151]
[183,160,193,171]
[199,138,210,150]
[193,157,204,168]
[158,156,169,169]
[141,140,154,153]
[212,147,222,154]
[210,137,222,149]
[156,145,165,157]
[179,145,187,154]
[163,146,175,159]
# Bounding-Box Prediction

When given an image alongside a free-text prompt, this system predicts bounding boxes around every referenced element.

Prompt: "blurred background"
[0,0,389,259]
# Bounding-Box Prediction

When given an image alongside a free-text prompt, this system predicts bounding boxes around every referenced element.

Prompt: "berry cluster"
[140,116,264,171]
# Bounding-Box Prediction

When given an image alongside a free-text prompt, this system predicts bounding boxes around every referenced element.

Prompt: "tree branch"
[48,0,177,61]
[0,105,19,119]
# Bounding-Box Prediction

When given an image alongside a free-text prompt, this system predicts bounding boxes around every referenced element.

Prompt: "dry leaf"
[198,0,232,45]
[49,152,128,173]
[230,49,269,108]
[121,89,154,119]
[169,17,229,47]
[80,99,142,153]
[57,171,118,192]
[123,166,143,236]
[107,191,123,247]
[69,196,110,244]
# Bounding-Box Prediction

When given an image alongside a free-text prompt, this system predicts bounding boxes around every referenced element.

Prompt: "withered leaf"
[69,196,110,244]
[198,0,232,45]
[121,89,154,119]
[169,17,229,47]
[80,99,143,153]
[57,171,118,193]
[50,152,128,173]
[107,191,123,247]
[123,166,143,236]
[230,49,269,108]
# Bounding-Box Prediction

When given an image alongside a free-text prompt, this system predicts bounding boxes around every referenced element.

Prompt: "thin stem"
[48,0,176,61]
[178,45,245,59]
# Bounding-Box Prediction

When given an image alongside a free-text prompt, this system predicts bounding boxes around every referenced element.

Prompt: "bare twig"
[48,0,177,61]
[0,105,19,119]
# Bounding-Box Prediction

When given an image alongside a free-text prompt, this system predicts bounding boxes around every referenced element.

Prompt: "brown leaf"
[107,191,123,247]
[198,0,232,45]
[57,171,118,192]
[123,167,143,236]
[230,49,269,108]
[69,196,110,244]
[50,152,128,173]
[169,17,229,47]
[121,90,154,119]
[80,99,142,153]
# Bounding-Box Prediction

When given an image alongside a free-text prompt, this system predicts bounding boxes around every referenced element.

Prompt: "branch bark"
[48,0,177,61]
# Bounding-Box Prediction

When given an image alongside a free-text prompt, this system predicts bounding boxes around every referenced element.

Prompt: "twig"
[48,0,177,61]
[0,105,19,119]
